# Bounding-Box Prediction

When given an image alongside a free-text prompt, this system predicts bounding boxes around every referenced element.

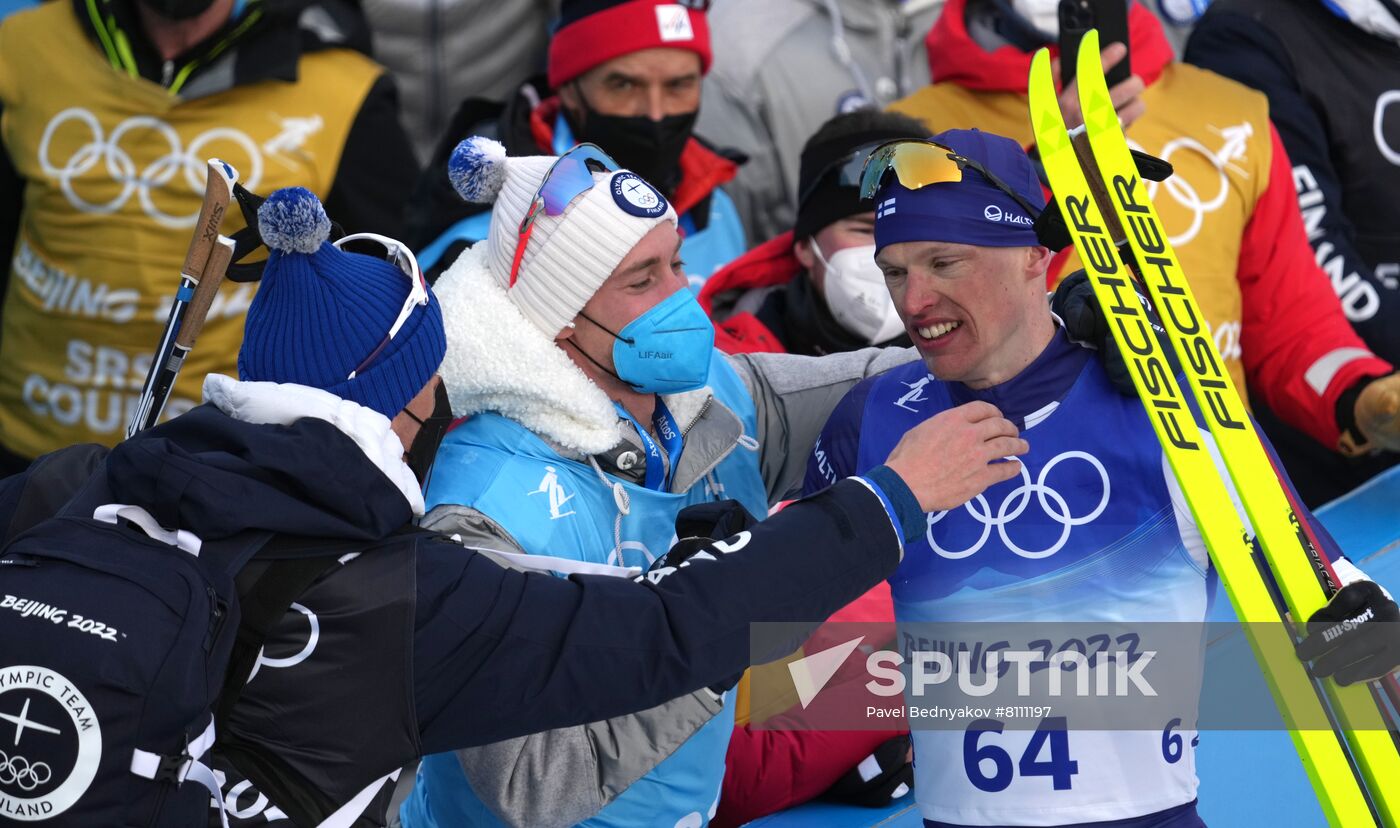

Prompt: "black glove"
[1295,580,1400,686]
[821,735,915,808]
[654,499,761,570]
[650,500,762,695]
[1051,269,1178,397]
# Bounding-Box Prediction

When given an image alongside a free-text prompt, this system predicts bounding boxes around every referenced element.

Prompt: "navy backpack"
[0,501,338,826]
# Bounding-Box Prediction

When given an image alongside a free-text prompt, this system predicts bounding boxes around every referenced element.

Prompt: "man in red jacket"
[701,110,927,357]
[889,0,1400,501]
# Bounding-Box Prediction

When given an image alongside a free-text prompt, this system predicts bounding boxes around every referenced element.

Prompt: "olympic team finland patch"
[0,666,101,820]
[610,173,669,218]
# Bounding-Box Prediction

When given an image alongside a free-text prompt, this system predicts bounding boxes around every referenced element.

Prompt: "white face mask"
[812,243,906,345]
[1011,0,1061,38]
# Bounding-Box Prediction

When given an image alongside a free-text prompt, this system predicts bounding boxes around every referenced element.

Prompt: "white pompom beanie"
[446,136,678,336]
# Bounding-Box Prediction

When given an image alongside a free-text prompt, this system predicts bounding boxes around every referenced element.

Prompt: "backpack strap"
[131,717,227,827]
[92,504,203,555]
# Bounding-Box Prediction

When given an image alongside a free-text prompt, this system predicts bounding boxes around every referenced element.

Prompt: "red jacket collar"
[698,231,801,314]
[926,0,1173,93]
[528,97,738,217]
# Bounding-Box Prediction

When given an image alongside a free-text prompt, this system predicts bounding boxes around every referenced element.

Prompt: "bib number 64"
[964,717,1079,793]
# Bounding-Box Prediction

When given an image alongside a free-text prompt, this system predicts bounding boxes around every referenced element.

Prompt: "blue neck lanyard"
[615,398,685,491]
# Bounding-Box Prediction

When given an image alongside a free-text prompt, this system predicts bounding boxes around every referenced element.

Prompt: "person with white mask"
[701,110,928,357]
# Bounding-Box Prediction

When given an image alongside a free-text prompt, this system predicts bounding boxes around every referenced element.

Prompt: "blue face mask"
[581,288,715,394]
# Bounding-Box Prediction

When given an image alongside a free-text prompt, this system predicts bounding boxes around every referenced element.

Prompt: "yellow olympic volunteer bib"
[890,63,1270,400]
[0,2,382,457]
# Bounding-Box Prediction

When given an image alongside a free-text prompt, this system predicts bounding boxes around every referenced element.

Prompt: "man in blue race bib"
[803,129,1400,828]
[398,136,1029,828]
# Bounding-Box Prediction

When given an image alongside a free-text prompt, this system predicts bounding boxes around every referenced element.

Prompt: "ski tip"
[1081,28,1100,65]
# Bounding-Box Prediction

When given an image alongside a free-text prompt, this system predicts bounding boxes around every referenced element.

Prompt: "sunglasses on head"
[858,138,1043,222]
[510,142,621,288]
[796,140,889,212]
[333,232,429,380]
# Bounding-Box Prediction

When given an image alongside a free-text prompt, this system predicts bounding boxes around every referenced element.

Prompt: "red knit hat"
[548,0,712,89]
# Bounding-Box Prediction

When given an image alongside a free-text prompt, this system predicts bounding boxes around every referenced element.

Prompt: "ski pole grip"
[1069,130,1128,245]
[175,236,235,350]
[182,159,239,282]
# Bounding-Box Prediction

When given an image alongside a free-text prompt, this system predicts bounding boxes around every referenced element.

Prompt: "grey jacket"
[422,348,916,828]
[363,0,554,162]
[697,0,944,244]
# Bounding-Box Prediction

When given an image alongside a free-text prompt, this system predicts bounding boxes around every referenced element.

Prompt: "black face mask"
[140,0,219,21]
[570,84,696,196]
[402,381,454,487]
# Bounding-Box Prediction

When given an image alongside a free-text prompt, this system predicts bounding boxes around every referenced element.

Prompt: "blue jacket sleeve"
[802,377,877,496]
[411,476,904,754]
[1185,9,1400,363]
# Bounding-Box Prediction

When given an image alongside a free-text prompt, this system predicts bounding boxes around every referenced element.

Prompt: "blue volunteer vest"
[401,352,767,828]
[415,114,747,290]
[853,358,1208,826]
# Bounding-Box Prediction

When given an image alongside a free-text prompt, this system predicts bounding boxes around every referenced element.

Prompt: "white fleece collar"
[436,246,719,456]
[202,374,427,515]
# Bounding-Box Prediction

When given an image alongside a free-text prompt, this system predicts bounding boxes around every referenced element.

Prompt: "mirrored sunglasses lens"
[891,145,963,191]
[539,155,598,216]
[859,144,901,200]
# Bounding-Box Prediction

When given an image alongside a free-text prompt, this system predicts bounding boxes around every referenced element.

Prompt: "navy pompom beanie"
[238,187,447,419]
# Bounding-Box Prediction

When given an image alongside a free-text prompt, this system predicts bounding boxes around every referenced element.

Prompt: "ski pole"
[127,159,239,438]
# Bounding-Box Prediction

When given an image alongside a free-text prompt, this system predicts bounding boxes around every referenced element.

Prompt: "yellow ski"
[1071,29,1400,825]
[1028,46,1380,826]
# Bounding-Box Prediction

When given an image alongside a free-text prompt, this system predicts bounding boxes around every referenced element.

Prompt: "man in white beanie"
[0,182,1024,827]
[398,137,1025,828]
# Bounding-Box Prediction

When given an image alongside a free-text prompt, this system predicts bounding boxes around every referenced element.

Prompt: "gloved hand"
[1049,270,1177,397]
[1341,372,1400,455]
[821,735,915,808]
[654,500,762,695]
[657,499,761,569]
[1295,578,1400,686]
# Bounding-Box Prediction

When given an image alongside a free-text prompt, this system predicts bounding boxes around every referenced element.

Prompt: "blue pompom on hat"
[239,187,447,419]
[871,128,1047,254]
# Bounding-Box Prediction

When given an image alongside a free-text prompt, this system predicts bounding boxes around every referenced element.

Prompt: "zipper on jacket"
[205,586,226,652]
[161,59,175,88]
[680,395,715,439]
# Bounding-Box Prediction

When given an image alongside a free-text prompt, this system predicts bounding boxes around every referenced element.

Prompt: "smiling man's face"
[876,240,1053,388]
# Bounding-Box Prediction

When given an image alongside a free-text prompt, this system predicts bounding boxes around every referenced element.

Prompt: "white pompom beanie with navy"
[447,136,677,336]
[239,187,447,419]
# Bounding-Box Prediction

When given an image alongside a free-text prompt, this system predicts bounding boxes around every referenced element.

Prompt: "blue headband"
[871,129,1046,253]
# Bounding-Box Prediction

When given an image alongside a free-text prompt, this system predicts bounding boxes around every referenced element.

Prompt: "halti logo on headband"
[611,173,669,218]
[656,5,694,42]
[984,204,1033,227]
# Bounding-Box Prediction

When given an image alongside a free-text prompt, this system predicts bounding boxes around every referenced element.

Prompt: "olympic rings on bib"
[926,451,1111,560]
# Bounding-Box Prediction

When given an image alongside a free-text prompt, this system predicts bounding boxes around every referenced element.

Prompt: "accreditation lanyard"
[615,398,684,491]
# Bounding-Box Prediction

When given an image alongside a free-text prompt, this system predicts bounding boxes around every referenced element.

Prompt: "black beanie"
[794,110,931,240]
